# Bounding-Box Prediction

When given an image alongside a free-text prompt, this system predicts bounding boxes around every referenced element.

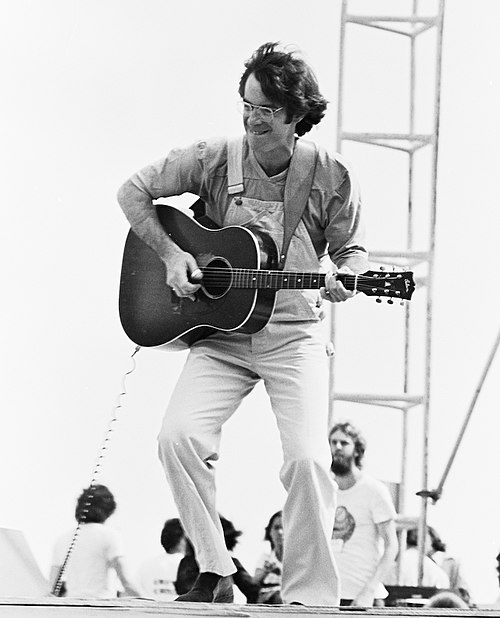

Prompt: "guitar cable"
[51,345,141,596]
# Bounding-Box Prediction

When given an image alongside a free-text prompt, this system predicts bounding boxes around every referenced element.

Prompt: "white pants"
[158,320,340,605]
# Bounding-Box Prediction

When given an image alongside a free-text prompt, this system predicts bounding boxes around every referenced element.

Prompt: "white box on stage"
[0,528,48,597]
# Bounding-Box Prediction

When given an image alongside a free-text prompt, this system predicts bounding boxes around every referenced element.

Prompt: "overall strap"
[227,136,244,195]
[279,138,318,268]
[226,135,319,267]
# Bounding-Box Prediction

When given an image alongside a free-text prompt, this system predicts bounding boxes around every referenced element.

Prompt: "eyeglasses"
[237,100,284,122]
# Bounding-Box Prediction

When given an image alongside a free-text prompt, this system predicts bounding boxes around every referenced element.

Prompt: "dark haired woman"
[254,511,283,604]
[175,515,259,603]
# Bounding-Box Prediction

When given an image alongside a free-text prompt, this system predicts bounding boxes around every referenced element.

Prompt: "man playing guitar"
[117,41,369,606]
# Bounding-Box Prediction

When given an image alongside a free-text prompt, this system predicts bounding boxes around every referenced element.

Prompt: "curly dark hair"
[329,421,367,469]
[264,510,283,550]
[160,518,184,553]
[75,484,116,523]
[238,42,328,137]
[220,516,242,552]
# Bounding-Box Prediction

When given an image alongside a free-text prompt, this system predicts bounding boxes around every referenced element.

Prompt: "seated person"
[385,526,449,589]
[221,517,259,603]
[137,518,186,600]
[254,511,283,604]
[175,515,258,603]
[427,526,471,604]
[50,485,141,598]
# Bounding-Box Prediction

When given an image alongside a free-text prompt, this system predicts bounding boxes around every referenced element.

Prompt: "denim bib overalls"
[158,137,340,605]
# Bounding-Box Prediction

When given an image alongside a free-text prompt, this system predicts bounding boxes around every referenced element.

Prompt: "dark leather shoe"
[174,587,214,602]
[213,576,234,603]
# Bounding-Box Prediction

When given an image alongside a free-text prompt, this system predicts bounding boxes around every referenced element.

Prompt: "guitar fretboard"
[235,270,326,289]
[200,268,359,291]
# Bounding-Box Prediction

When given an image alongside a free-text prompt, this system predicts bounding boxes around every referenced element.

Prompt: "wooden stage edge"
[1,598,500,618]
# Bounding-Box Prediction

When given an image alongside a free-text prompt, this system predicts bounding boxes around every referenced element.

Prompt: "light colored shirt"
[137,552,183,601]
[331,475,397,600]
[387,547,450,589]
[52,523,123,598]
[129,136,368,274]
[254,548,282,603]
[432,550,468,592]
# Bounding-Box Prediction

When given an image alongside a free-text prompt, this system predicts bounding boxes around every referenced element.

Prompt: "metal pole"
[409,0,428,587]
[422,325,500,503]
[419,0,446,585]
[328,0,348,428]
[398,0,418,585]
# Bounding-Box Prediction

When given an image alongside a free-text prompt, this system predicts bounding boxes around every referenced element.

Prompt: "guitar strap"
[227,136,319,269]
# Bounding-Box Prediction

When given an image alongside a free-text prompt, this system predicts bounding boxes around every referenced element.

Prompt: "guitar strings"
[195,277,397,285]
[192,268,406,292]
[196,267,407,279]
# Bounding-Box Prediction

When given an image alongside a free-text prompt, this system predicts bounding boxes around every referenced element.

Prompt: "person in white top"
[50,485,141,598]
[137,518,186,601]
[427,526,470,604]
[386,526,450,590]
[254,511,283,604]
[329,422,399,607]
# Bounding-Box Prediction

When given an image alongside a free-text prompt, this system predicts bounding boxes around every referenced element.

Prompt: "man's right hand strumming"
[116,181,203,301]
[164,247,203,301]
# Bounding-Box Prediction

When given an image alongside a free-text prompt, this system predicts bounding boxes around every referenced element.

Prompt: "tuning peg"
[387,299,394,305]
[376,298,382,303]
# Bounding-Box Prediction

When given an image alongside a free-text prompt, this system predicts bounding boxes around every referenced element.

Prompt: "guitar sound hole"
[202,258,232,299]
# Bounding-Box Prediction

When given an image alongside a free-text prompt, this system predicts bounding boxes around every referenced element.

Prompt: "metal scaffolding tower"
[329,0,446,580]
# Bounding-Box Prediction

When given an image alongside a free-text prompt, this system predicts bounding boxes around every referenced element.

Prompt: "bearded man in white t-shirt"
[329,422,399,607]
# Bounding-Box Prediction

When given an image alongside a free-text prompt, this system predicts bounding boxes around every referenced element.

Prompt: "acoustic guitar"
[119,205,415,350]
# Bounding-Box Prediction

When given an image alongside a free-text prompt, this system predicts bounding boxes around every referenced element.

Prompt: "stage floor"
[1,598,499,618]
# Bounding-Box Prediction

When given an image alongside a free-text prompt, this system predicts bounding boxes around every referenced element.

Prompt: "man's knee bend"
[158,422,217,467]
[280,456,330,486]
[157,422,191,457]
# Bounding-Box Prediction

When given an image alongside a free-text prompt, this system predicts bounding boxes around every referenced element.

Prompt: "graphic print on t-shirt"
[332,506,356,542]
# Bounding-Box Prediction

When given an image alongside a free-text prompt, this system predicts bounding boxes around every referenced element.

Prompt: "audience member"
[254,511,283,604]
[329,422,398,607]
[220,517,260,603]
[426,591,469,608]
[426,526,471,604]
[493,550,500,606]
[175,515,257,603]
[50,485,141,598]
[175,540,202,598]
[137,518,186,600]
[386,526,450,589]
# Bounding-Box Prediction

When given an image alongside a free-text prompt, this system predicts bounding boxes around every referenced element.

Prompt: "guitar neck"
[199,266,415,300]
[202,268,358,291]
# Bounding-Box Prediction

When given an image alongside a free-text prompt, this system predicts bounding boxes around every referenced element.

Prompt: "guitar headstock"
[358,270,415,301]
[339,270,415,301]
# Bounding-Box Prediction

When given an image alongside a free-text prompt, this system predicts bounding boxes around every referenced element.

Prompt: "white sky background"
[1,0,499,605]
